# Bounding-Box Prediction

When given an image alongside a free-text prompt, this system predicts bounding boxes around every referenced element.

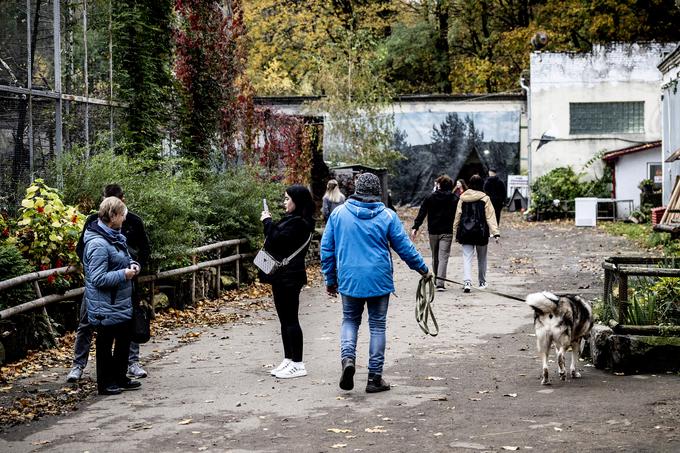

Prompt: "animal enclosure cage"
[0,0,126,207]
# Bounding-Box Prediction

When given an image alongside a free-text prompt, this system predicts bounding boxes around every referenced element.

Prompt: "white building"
[602,141,661,214]
[659,45,680,205]
[528,43,677,183]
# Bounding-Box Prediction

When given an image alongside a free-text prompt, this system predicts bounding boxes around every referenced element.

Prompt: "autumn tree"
[175,0,249,164]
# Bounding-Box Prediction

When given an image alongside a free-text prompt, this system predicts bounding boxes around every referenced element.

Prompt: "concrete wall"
[529,43,676,182]
[613,147,660,212]
[660,46,680,205]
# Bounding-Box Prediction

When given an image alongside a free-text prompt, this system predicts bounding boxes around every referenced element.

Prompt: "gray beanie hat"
[354,173,382,199]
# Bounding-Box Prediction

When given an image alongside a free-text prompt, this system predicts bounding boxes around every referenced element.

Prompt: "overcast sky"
[394,111,520,146]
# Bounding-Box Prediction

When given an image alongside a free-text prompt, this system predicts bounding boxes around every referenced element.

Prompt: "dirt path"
[1,212,678,452]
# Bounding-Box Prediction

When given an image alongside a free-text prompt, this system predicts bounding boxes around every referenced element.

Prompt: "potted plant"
[638,178,655,193]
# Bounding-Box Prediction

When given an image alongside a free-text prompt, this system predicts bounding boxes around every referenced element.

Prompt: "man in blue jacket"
[321,172,432,393]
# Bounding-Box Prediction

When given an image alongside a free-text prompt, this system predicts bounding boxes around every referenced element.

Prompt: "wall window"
[648,162,662,187]
[570,102,644,134]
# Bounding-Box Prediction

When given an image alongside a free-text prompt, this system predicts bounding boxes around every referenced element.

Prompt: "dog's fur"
[526,292,593,385]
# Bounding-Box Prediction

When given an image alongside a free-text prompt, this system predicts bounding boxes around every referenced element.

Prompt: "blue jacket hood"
[344,198,386,219]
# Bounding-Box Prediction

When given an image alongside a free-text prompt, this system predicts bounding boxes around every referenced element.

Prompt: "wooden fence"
[0,238,252,320]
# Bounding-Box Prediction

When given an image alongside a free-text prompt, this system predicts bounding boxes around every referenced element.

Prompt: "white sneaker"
[479,282,488,289]
[270,358,292,376]
[127,362,147,378]
[463,281,472,293]
[66,365,83,383]
[275,361,307,379]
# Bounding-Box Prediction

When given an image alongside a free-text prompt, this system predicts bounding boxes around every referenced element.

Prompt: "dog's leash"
[434,276,526,302]
[415,275,438,336]
[415,275,527,338]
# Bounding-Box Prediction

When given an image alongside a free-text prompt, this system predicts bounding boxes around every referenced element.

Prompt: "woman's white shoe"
[275,361,307,379]
[270,358,292,376]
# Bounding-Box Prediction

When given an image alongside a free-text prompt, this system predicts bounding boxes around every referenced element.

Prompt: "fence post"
[191,255,196,304]
[236,244,240,286]
[33,281,55,337]
[618,273,628,324]
[216,247,221,296]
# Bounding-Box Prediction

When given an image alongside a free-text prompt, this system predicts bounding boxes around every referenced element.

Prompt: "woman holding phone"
[260,185,316,378]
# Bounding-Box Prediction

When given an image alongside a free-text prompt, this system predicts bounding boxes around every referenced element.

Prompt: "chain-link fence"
[0,0,125,209]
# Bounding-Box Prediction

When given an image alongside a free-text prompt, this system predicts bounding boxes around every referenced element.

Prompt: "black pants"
[96,321,132,392]
[272,282,304,362]
[492,200,503,225]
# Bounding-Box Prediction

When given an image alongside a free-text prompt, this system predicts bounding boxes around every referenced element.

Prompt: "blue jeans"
[340,294,390,375]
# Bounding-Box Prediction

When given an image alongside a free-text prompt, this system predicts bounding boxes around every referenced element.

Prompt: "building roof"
[665,147,680,163]
[658,43,680,73]
[602,141,662,162]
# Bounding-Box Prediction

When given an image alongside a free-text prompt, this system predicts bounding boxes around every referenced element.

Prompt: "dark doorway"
[456,152,487,184]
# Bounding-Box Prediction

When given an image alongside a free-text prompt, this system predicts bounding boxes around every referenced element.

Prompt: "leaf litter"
[0,273,323,428]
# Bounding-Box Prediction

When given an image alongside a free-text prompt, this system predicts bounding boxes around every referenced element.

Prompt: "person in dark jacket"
[322,179,346,221]
[67,184,151,383]
[83,196,142,395]
[483,169,507,225]
[410,175,458,291]
[453,175,500,293]
[261,185,316,379]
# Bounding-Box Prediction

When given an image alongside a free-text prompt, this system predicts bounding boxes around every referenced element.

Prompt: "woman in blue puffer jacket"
[83,196,141,395]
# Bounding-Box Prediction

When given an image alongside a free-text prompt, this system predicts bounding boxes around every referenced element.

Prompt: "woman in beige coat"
[452,175,500,293]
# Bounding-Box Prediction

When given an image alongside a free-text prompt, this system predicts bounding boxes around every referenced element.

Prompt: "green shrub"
[200,167,285,248]
[529,166,611,219]
[0,244,35,310]
[53,149,207,270]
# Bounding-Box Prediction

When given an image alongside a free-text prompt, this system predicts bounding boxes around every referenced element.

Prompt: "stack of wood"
[654,176,680,236]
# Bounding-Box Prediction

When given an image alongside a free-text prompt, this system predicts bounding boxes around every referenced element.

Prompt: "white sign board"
[507,175,529,198]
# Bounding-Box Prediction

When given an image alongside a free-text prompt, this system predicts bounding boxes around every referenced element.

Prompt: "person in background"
[67,184,150,383]
[261,185,316,379]
[322,179,346,221]
[321,173,432,394]
[410,175,457,291]
[453,175,500,293]
[83,197,141,395]
[455,179,468,198]
[483,169,507,225]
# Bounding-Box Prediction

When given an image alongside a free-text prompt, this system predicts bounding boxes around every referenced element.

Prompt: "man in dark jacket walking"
[483,169,507,225]
[410,175,458,291]
[66,184,151,383]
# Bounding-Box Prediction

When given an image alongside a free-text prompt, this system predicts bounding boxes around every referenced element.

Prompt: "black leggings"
[272,282,304,362]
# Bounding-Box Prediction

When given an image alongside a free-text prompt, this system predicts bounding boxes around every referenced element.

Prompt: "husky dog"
[526,292,593,385]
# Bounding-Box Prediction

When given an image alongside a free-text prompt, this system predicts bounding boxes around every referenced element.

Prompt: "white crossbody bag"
[254,233,312,275]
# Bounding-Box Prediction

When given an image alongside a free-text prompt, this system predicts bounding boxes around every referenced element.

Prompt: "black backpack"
[456,200,489,245]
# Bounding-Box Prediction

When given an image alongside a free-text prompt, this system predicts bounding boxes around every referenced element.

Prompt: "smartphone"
[263,198,269,212]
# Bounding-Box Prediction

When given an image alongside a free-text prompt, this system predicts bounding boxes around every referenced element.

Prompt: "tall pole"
[53,0,63,188]
[83,0,89,156]
[26,0,33,180]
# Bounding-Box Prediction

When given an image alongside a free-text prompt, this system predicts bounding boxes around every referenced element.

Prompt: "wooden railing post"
[33,281,55,337]
[235,244,240,286]
[216,247,221,296]
[191,254,196,304]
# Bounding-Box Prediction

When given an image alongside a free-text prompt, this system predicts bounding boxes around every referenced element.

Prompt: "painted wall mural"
[390,110,521,205]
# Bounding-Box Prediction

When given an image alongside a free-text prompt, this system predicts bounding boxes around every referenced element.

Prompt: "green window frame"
[569,101,644,134]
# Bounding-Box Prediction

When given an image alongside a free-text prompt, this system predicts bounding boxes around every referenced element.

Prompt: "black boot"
[339,357,355,391]
[366,373,390,393]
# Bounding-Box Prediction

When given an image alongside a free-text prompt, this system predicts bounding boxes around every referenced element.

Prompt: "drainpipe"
[519,74,532,207]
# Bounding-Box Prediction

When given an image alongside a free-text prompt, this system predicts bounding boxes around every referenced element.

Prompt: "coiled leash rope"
[415,275,438,336]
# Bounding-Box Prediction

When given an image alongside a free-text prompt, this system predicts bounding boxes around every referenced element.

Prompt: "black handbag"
[131,300,152,344]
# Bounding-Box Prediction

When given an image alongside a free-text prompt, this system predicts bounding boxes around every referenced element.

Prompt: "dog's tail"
[526,291,559,315]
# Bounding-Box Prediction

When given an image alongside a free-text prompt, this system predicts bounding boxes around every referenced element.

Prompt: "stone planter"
[589,323,680,374]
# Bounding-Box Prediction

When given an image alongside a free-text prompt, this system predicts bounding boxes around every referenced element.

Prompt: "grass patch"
[599,222,680,255]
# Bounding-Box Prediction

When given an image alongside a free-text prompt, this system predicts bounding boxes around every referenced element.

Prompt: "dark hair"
[286,185,316,231]
[435,175,453,192]
[469,175,483,191]
[456,179,468,191]
[103,184,124,199]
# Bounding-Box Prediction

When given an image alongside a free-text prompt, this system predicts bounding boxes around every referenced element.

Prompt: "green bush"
[529,166,611,219]
[201,167,285,248]
[53,149,207,270]
[0,244,35,310]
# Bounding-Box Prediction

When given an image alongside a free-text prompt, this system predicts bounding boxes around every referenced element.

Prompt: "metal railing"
[0,238,252,320]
